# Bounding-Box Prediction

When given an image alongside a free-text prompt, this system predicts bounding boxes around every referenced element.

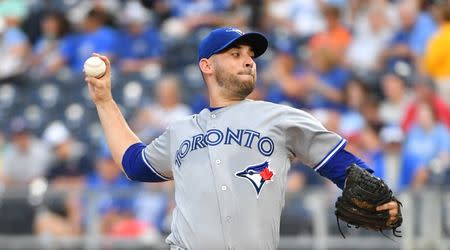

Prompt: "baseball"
[83,56,106,78]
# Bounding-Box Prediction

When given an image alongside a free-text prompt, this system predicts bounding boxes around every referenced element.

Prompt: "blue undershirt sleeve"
[317,148,373,190]
[121,142,172,182]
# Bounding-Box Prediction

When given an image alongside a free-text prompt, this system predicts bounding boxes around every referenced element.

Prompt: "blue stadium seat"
[121,80,144,109]
[23,104,46,133]
[64,102,86,129]
[37,82,61,109]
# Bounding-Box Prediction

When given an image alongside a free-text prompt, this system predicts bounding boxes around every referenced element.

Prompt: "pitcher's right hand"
[84,53,113,105]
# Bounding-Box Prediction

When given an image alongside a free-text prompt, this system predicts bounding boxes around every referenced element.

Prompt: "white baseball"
[83,56,106,78]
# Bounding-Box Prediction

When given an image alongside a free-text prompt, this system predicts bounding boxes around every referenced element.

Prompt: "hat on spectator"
[42,121,70,147]
[121,1,151,25]
[198,27,268,62]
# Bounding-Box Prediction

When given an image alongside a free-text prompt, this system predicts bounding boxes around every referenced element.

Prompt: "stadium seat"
[37,83,60,109]
[64,102,86,129]
[23,104,46,132]
[0,84,17,109]
[121,81,144,108]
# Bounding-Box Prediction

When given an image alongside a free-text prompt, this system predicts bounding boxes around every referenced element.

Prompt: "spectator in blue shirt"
[400,100,450,190]
[161,0,232,38]
[339,78,367,138]
[304,47,350,111]
[117,2,164,74]
[83,146,139,234]
[379,0,436,72]
[170,0,231,18]
[60,8,118,73]
[0,14,29,82]
[30,11,71,78]
[262,41,309,109]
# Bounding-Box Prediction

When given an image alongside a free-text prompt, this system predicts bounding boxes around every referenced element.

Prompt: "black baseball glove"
[334,164,403,238]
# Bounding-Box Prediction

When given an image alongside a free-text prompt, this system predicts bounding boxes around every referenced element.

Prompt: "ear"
[199,58,213,75]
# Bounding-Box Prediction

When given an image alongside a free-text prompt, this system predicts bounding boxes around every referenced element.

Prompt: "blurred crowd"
[0,0,450,240]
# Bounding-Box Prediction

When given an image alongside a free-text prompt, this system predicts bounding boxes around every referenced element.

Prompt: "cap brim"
[213,32,268,59]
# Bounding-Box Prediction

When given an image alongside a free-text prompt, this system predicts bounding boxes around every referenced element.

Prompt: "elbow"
[122,142,171,182]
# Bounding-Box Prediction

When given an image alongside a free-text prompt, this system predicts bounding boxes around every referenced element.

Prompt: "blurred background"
[0,0,449,249]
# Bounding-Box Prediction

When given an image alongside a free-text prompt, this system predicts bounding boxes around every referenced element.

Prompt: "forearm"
[317,148,373,189]
[315,81,343,103]
[96,99,140,166]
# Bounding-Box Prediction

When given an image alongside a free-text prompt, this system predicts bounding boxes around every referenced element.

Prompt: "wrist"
[95,98,116,109]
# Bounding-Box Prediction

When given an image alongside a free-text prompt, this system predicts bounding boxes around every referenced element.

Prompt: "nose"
[244,56,254,69]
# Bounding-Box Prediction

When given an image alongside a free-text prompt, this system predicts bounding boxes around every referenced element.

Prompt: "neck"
[391,93,404,103]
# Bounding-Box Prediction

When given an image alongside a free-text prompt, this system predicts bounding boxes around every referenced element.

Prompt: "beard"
[214,64,256,100]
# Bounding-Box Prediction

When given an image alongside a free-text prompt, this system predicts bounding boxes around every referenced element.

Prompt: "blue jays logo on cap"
[225,27,244,35]
[236,160,274,198]
[198,26,268,62]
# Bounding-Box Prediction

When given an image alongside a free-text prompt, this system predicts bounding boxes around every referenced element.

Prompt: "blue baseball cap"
[198,27,268,62]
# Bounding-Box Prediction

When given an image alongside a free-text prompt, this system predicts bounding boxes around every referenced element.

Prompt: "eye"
[231,51,240,57]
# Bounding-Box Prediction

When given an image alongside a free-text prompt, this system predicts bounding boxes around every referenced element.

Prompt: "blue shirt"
[118,27,164,60]
[265,67,309,109]
[310,67,350,111]
[265,84,308,109]
[170,0,231,17]
[61,26,118,72]
[391,13,436,54]
[363,150,386,181]
[400,123,450,190]
[85,172,137,214]
[3,27,27,45]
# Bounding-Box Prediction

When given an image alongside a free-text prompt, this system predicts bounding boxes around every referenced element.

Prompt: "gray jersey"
[143,100,345,250]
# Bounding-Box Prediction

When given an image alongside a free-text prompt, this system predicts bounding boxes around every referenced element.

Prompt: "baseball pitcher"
[85,27,402,250]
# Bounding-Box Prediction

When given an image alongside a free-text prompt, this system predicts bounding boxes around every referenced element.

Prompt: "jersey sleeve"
[143,128,173,179]
[283,107,346,171]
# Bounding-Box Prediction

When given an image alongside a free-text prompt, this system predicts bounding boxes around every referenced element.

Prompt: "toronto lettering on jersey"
[175,127,275,167]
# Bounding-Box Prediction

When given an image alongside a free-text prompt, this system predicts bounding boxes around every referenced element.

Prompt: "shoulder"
[166,113,199,129]
[173,104,192,114]
[243,99,286,110]
[246,100,313,117]
[4,28,27,43]
[435,123,450,134]
[243,100,319,126]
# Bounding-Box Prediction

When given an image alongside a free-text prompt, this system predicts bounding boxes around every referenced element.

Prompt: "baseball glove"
[334,164,402,238]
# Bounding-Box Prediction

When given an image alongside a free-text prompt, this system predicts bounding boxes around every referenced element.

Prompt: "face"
[368,7,388,32]
[157,77,179,107]
[12,132,30,152]
[55,140,72,159]
[345,80,366,110]
[382,74,404,101]
[42,16,59,38]
[209,44,257,100]
[417,102,436,129]
[398,2,417,29]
